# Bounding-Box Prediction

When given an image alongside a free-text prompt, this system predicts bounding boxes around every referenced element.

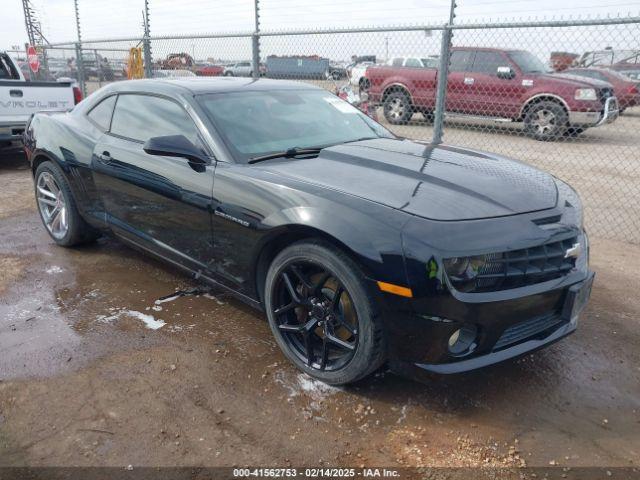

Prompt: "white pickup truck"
[1,51,81,150]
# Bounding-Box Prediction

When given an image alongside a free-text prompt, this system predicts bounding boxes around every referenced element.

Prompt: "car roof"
[102,77,322,95]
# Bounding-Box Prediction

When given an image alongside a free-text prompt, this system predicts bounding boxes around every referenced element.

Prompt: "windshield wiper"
[248,147,323,164]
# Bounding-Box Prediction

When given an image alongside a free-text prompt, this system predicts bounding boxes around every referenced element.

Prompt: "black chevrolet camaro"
[24,78,594,385]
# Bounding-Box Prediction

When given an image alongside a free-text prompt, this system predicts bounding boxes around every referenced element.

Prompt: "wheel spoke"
[303,333,314,366]
[320,338,329,371]
[279,323,304,333]
[37,186,56,200]
[274,302,297,316]
[51,209,62,231]
[336,315,357,336]
[45,177,59,196]
[38,197,57,207]
[329,286,344,311]
[282,272,302,303]
[289,265,312,290]
[326,332,355,351]
[47,205,61,225]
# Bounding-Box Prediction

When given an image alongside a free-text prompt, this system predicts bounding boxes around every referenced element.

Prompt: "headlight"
[555,178,584,229]
[575,88,597,101]
[443,256,486,282]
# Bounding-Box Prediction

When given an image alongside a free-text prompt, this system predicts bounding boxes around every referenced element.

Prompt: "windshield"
[198,89,393,162]
[508,51,550,74]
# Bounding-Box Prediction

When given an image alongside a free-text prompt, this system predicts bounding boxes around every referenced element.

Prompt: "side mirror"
[497,66,515,80]
[143,135,210,166]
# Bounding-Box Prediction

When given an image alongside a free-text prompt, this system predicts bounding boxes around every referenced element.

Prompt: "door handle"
[97,151,112,164]
[10,89,23,97]
[463,77,475,85]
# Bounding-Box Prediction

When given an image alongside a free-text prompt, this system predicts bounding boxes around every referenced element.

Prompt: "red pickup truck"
[365,47,619,141]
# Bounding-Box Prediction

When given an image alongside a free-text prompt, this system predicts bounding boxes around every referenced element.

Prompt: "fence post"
[252,0,260,79]
[75,42,86,97]
[143,0,153,78]
[73,0,86,96]
[431,0,457,145]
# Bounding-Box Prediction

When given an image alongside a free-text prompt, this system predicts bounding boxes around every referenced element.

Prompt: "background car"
[564,67,640,111]
[153,69,197,78]
[349,61,375,87]
[223,61,253,77]
[194,63,224,76]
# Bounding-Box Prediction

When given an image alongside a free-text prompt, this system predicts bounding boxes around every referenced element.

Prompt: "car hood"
[257,138,558,221]
[535,72,613,88]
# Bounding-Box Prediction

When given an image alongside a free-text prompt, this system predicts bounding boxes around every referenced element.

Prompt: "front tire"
[34,161,98,247]
[524,100,568,141]
[264,240,386,385]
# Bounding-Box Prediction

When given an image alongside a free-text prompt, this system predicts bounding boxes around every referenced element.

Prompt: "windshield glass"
[508,51,549,74]
[198,89,393,162]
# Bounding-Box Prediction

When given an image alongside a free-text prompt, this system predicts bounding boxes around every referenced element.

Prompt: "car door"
[91,93,217,274]
[403,57,435,110]
[467,51,523,118]
[446,50,474,113]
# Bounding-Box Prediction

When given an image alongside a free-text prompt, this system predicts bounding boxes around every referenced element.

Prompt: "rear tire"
[383,90,413,125]
[34,161,98,247]
[524,100,568,141]
[264,240,386,385]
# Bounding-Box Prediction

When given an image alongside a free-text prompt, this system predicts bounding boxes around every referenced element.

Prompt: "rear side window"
[87,95,117,131]
[392,58,404,67]
[405,58,422,68]
[110,94,201,145]
[449,50,473,72]
[470,51,505,75]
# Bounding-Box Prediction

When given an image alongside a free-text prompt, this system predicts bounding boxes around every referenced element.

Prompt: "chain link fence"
[38,13,640,243]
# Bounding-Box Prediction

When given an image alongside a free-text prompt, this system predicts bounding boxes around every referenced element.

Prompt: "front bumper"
[568,96,619,126]
[388,271,595,375]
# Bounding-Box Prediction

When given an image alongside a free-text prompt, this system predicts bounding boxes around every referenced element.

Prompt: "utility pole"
[73,0,86,96]
[431,0,457,145]
[143,0,153,78]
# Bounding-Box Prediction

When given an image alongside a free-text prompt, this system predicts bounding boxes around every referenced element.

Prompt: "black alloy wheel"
[265,241,385,384]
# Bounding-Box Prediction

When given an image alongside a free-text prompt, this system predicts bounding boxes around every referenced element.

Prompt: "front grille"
[597,87,614,102]
[493,313,566,351]
[459,236,578,292]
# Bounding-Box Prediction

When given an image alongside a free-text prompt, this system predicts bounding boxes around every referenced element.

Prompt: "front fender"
[259,203,409,288]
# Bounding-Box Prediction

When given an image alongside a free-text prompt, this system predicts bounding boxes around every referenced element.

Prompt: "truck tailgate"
[0,81,75,128]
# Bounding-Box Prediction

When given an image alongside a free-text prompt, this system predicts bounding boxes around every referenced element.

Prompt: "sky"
[3,0,640,63]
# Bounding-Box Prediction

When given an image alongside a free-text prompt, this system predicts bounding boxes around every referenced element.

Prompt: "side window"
[392,57,404,67]
[449,51,473,72]
[87,95,117,131]
[404,58,422,68]
[110,94,202,148]
[470,51,506,75]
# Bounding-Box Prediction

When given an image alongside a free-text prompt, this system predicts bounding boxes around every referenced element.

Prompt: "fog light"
[448,325,478,356]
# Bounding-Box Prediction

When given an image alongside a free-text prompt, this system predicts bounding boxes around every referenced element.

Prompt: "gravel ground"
[0,149,639,475]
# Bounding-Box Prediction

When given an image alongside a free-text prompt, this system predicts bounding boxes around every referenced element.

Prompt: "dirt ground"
[1,144,639,473]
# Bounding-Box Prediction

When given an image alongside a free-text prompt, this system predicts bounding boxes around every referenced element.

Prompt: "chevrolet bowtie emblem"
[564,242,582,259]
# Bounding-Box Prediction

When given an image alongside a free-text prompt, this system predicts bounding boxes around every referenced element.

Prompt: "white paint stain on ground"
[97,309,166,330]
[274,370,341,409]
[45,266,64,274]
